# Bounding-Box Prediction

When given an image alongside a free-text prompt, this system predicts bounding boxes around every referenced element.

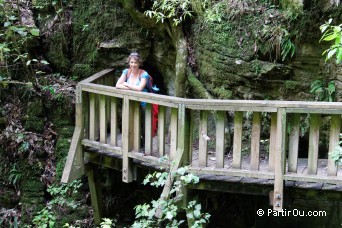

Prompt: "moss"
[213,86,233,99]
[24,117,45,132]
[46,30,71,73]
[57,126,75,139]
[71,64,94,79]
[55,138,71,159]
[284,80,301,90]
[187,71,213,99]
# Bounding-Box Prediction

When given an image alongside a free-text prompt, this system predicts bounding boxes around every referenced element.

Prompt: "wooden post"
[308,114,321,175]
[145,103,153,155]
[288,113,300,173]
[328,114,341,176]
[177,104,190,165]
[158,105,166,157]
[86,164,103,225]
[233,111,243,169]
[268,113,277,172]
[199,110,208,167]
[216,111,225,168]
[122,96,133,183]
[273,108,286,211]
[251,112,261,170]
[110,97,118,146]
[170,108,178,159]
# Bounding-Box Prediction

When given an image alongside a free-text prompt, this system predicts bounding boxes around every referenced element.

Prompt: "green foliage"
[329,134,342,165]
[281,37,295,61]
[8,163,22,188]
[133,163,210,227]
[144,0,213,25]
[32,207,56,228]
[320,18,342,64]
[310,79,336,102]
[32,180,82,227]
[0,0,47,83]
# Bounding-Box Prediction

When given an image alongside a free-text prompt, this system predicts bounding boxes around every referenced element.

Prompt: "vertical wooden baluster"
[308,114,321,175]
[145,103,153,155]
[110,97,117,146]
[233,111,243,169]
[89,93,96,141]
[216,111,225,168]
[268,113,277,172]
[188,110,194,165]
[273,108,286,211]
[288,113,300,173]
[83,91,89,139]
[133,101,141,151]
[158,105,166,157]
[251,112,261,170]
[170,108,178,159]
[99,94,107,143]
[199,110,208,167]
[328,114,341,176]
[122,96,133,183]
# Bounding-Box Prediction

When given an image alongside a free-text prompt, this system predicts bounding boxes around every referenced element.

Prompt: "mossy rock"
[24,117,45,132]
[71,64,95,79]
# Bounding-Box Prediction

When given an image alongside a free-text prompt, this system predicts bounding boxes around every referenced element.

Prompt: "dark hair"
[127,52,143,66]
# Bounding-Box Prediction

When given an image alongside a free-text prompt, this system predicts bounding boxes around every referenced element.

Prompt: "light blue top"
[123,69,149,107]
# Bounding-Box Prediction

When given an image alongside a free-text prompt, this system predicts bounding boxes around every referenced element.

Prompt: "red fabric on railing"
[152,104,159,137]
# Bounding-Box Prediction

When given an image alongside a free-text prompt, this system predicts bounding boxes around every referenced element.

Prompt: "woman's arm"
[123,77,147,91]
[116,72,129,90]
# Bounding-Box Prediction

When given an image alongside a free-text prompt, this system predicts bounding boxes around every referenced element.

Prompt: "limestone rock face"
[38,1,341,101]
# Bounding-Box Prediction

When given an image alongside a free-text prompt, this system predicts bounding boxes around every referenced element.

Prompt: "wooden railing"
[62,68,342,211]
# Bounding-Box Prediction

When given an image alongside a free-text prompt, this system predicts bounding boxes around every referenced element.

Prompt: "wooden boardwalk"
[61,68,342,224]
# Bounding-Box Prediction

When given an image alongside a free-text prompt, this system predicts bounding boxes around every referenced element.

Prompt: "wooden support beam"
[86,164,103,225]
[268,113,277,172]
[328,114,341,176]
[308,114,321,175]
[199,110,208,167]
[251,112,261,170]
[273,108,286,211]
[288,113,300,173]
[61,86,84,183]
[216,111,225,168]
[233,111,243,169]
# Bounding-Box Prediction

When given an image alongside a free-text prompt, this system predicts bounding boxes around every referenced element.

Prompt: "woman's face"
[129,57,140,70]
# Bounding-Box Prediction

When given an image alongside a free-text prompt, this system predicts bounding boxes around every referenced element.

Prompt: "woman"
[116,52,149,94]
[116,52,150,147]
